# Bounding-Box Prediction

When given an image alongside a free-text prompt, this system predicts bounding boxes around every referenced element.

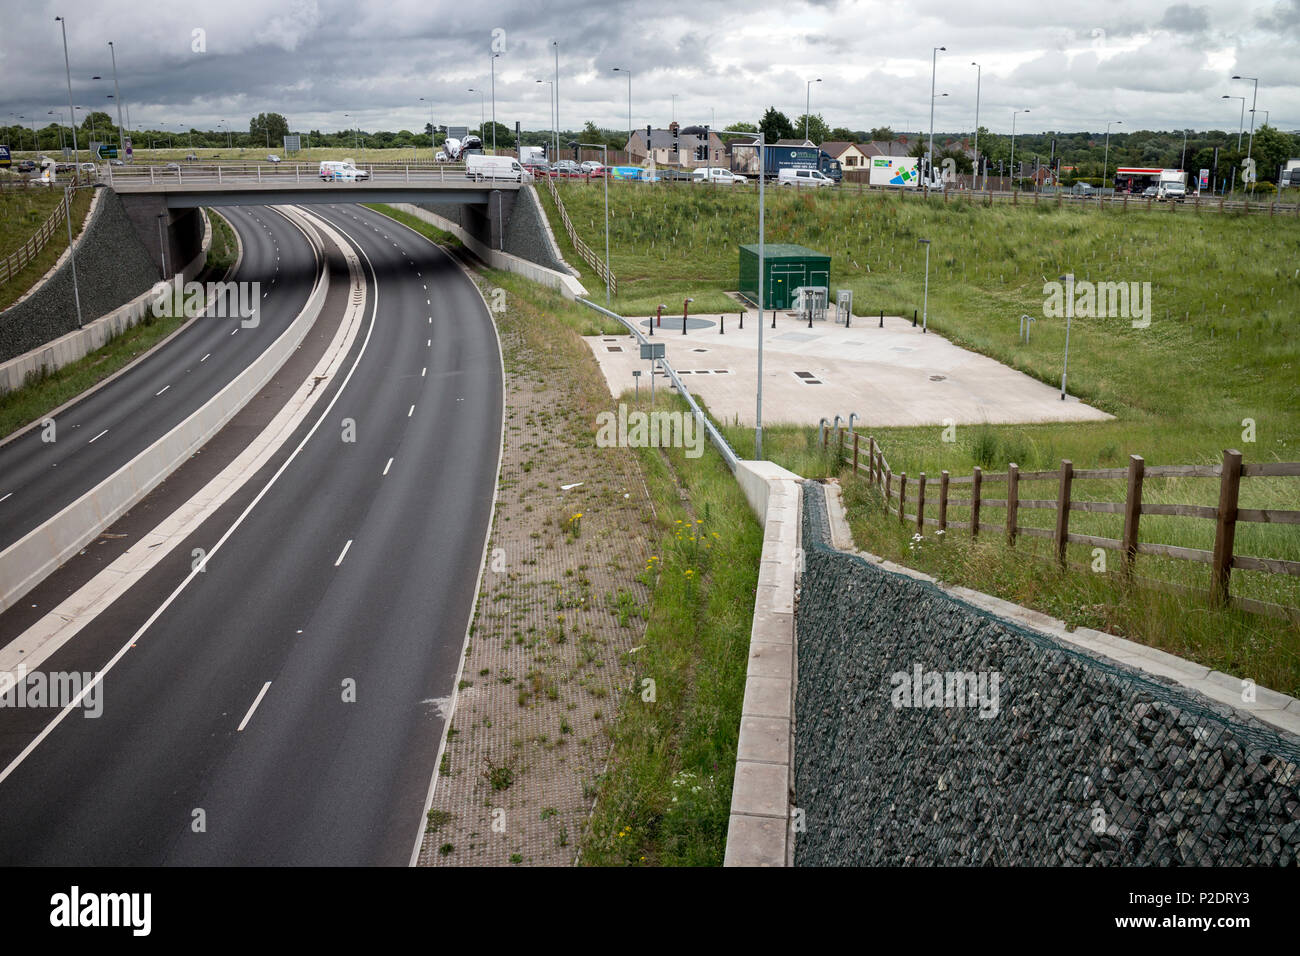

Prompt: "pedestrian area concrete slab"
[584,306,1112,428]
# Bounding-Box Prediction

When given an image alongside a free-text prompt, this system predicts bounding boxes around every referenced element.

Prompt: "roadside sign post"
[640,342,665,406]
[633,368,641,402]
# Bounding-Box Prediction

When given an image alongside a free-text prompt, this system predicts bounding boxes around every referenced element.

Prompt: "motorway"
[0,203,503,864]
[0,204,322,549]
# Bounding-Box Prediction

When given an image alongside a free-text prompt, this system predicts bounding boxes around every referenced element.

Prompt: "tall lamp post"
[468,89,485,141]
[108,41,126,157]
[577,141,612,305]
[48,110,66,152]
[1101,119,1120,202]
[419,96,436,160]
[536,80,555,158]
[612,67,631,156]
[1233,75,1258,168]
[918,239,932,332]
[1059,274,1074,400]
[971,61,981,190]
[1222,95,1244,194]
[732,131,767,457]
[56,16,80,172]
[804,77,821,143]
[490,52,501,153]
[552,40,559,156]
[1010,109,1029,191]
[928,46,945,184]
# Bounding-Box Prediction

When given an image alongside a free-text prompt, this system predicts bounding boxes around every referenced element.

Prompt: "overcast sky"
[2,0,1297,140]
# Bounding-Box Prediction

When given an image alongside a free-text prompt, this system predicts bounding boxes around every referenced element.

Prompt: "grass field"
[544,180,1300,685]
[0,186,94,311]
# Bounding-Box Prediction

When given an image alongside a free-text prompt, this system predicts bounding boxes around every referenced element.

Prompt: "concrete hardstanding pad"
[585,307,1112,427]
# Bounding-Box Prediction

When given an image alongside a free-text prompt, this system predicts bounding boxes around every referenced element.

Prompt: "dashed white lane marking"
[237,681,273,732]
[155,385,170,396]
[383,457,393,476]
[407,404,415,418]
[426,299,430,306]
[0,493,12,503]
[428,316,432,324]
[421,367,426,377]
[201,353,210,362]
[88,429,108,444]
[334,539,353,567]
[426,339,431,347]
[423,285,426,290]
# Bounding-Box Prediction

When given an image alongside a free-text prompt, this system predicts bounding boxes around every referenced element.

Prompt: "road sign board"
[640,343,665,360]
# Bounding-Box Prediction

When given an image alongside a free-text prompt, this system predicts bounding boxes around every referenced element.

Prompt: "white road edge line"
[0,208,380,791]
[237,681,272,731]
[334,538,352,566]
[88,430,107,444]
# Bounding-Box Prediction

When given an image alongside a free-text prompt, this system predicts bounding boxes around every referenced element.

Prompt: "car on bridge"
[319,160,370,182]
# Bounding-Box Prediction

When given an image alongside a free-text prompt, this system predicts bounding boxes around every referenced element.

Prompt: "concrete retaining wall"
[723,460,803,866]
[0,207,330,614]
[0,188,162,363]
[0,209,212,397]
[396,195,587,300]
[793,480,1300,867]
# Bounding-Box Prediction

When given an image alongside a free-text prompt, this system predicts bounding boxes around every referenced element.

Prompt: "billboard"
[0,145,9,168]
[870,156,920,187]
[283,134,301,153]
[1199,168,1209,189]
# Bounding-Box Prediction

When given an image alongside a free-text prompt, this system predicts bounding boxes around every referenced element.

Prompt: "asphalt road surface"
[0,202,502,865]
[0,205,321,549]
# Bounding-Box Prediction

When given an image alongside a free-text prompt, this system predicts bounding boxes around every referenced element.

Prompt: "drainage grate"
[692,348,709,353]
[714,369,731,374]
[929,374,946,381]
[794,371,817,379]
[794,371,823,385]
[606,346,623,352]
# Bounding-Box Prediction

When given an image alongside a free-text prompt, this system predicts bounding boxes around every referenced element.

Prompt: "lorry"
[1281,159,1300,188]
[731,143,841,182]
[518,145,547,165]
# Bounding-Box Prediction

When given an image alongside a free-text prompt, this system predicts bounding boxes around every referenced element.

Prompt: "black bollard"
[649,315,654,336]
[682,312,687,335]
[771,309,777,329]
[739,310,744,330]
[846,309,851,329]
[879,310,884,328]
[719,314,724,334]
[807,308,813,329]
[912,309,918,328]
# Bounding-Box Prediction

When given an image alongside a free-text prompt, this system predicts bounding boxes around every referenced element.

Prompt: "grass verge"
[0,186,94,311]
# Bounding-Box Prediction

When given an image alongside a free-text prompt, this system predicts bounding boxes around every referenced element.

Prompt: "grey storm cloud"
[1,0,1297,137]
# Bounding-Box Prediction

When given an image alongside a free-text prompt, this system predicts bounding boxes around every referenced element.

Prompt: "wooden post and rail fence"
[543,177,617,295]
[0,188,72,286]
[831,428,1300,621]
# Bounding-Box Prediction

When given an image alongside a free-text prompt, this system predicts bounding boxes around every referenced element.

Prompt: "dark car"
[552,159,583,178]
[16,160,36,172]
[522,160,552,178]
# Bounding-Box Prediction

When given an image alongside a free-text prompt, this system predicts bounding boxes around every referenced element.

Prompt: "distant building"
[820,141,871,169]
[625,123,726,167]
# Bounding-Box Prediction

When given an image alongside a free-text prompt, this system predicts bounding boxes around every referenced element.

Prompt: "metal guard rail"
[576,298,739,473]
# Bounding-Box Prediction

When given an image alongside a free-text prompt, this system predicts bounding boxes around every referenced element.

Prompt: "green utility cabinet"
[738,243,831,310]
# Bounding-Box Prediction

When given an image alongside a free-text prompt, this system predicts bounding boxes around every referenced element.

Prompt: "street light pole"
[467,90,485,142]
[971,61,981,190]
[1060,274,1074,400]
[928,46,945,185]
[108,41,126,157]
[1011,109,1029,191]
[805,77,821,143]
[490,52,500,153]
[613,67,631,155]
[1102,119,1119,201]
[56,16,80,171]
[919,239,931,332]
[553,40,559,157]
[420,96,435,160]
[1233,75,1258,167]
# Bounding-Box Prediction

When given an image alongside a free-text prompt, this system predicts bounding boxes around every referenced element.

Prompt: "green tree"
[724,121,757,133]
[1246,125,1298,183]
[870,126,895,142]
[249,112,290,148]
[791,113,829,144]
[758,107,795,143]
[830,127,856,143]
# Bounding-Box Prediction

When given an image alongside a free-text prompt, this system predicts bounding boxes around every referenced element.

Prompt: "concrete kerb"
[0,199,213,398]
[724,459,803,867]
[0,205,329,615]
[391,202,587,300]
[818,479,1300,739]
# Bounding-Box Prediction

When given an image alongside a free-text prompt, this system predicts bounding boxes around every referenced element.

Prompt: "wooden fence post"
[1122,455,1144,579]
[939,470,949,532]
[1054,460,1073,568]
[916,473,926,532]
[869,438,877,485]
[1007,463,1020,545]
[885,467,892,506]
[971,466,982,538]
[852,433,860,475]
[898,473,907,524]
[1210,449,1243,604]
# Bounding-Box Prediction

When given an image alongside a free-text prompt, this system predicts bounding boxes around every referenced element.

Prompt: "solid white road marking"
[383,457,393,476]
[237,681,272,731]
[156,385,170,396]
[407,404,415,418]
[335,539,353,566]
[201,353,211,362]
[0,493,11,503]
[88,429,107,443]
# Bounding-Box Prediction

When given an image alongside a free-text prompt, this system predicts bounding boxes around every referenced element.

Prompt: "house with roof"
[624,123,727,168]
[820,141,871,170]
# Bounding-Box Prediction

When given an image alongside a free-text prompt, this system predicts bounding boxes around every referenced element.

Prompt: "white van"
[693,167,748,185]
[778,168,833,188]
[466,155,530,183]
[319,160,369,182]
